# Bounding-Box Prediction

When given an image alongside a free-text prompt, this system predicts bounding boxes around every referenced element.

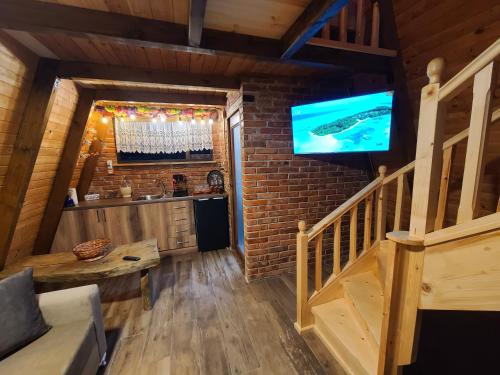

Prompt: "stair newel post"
[295,220,312,332]
[381,58,447,374]
[376,165,387,241]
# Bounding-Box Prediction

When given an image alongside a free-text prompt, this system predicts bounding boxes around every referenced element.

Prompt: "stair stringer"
[420,228,500,311]
[307,242,381,310]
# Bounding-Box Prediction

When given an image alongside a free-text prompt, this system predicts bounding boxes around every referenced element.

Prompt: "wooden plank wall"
[393,0,500,226]
[0,32,38,190]
[6,80,79,264]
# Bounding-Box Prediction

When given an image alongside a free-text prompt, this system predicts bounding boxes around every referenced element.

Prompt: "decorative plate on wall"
[207,170,224,193]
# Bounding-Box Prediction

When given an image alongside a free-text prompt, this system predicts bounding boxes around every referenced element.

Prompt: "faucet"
[156,179,168,197]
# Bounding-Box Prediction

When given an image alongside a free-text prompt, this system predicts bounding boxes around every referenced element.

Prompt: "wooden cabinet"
[102,205,142,245]
[51,209,104,251]
[137,203,170,251]
[52,199,198,253]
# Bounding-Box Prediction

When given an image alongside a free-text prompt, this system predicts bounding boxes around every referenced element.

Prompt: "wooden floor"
[94,248,346,375]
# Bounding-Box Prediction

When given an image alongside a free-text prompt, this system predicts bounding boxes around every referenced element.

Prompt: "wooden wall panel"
[6,79,79,264]
[0,33,38,190]
[393,0,500,226]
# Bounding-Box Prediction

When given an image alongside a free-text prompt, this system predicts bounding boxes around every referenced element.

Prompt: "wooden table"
[0,239,160,310]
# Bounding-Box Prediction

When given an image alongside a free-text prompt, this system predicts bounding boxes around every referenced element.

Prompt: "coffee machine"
[172,174,188,197]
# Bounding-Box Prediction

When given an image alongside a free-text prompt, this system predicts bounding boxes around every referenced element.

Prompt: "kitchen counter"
[64,193,227,211]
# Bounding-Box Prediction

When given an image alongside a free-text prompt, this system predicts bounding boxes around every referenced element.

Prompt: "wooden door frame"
[227,110,244,265]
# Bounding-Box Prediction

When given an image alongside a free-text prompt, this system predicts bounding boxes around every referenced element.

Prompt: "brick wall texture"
[237,77,371,280]
[72,109,228,198]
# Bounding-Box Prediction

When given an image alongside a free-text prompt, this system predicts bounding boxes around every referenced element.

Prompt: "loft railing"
[307,0,397,57]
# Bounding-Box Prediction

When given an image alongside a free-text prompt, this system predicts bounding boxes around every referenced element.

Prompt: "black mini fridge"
[194,196,230,251]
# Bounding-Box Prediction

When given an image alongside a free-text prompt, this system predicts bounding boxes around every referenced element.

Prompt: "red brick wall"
[238,77,371,280]
[71,109,228,198]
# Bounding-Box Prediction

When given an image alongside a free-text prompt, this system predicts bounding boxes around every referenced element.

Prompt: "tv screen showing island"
[291,91,394,154]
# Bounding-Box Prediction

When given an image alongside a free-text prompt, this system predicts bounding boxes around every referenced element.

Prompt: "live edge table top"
[0,239,160,283]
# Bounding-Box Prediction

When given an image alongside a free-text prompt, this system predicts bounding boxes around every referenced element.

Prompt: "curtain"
[115,120,213,154]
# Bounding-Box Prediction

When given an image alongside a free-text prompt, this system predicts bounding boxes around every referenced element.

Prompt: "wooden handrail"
[383,107,499,185]
[438,38,500,102]
[307,177,383,240]
[383,161,415,184]
[424,211,500,246]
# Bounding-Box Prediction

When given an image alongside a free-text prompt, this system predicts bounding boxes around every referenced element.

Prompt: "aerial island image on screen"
[291,91,393,154]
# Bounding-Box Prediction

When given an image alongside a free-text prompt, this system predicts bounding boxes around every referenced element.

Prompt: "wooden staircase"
[296,38,500,375]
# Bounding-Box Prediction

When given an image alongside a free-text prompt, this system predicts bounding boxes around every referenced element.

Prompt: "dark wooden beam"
[56,60,241,91]
[0,0,391,73]
[281,0,349,59]
[378,0,416,162]
[94,89,227,106]
[76,139,103,201]
[188,0,207,47]
[0,59,59,269]
[33,89,95,254]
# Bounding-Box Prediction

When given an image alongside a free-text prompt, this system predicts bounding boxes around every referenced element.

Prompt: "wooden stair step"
[342,271,384,347]
[312,299,377,375]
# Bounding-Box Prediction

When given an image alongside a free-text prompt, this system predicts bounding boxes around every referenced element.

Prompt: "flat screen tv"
[291,91,394,154]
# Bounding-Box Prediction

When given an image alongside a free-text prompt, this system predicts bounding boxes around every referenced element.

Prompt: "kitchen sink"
[134,194,165,201]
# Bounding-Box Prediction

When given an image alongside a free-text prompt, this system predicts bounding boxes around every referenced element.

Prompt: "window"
[114,118,213,163]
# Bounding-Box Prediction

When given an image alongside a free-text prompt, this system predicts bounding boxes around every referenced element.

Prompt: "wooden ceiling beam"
[281,0,350,59]
[0,59,59,269]
[56,60,241,91]
[33,88,95,254]
[0,0,391,73]
[188,0,207,47]
[94,89,227,106]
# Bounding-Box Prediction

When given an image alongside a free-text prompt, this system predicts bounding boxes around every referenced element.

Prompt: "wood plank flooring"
[93,248,346,375]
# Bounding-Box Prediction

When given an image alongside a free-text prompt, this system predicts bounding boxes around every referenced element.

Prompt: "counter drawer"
[167,234,197,249]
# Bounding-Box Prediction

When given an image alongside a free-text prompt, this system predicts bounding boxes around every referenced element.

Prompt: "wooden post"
[379,234,425,374]
[296,220,311,331]
[33,89,95,254]
[409,57,446,238]
[394,174,405,231]
[434,145,454,230]
[363,194,373,250]
[321,20,331,40]
[376,165,387,240]
[333,219,341,275]
[355,0,365,44]
[349,205,358,262]
[370,2,380,47]
[339,6,348,42]
[456,61,496,224]
[384,58,447,372]
[0,59,59,269]
[315,231,323,291]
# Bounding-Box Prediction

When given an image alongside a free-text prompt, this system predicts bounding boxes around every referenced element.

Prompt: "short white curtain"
[115,120,213,154]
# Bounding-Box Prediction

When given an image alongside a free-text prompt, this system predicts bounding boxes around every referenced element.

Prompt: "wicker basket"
[73,239,111,261]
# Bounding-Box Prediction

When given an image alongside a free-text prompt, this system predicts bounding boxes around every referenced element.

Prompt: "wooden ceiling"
[0,0,394,90]
[38,0,311,39]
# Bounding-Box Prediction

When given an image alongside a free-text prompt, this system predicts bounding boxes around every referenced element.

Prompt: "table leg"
[140,267,158,310]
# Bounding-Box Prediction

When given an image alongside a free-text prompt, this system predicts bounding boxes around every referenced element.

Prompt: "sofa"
[0,284,107,375]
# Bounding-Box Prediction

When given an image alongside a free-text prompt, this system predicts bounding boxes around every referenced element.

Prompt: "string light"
[208,118,214,125]
[119,117,125,123]
[130,113,136,120]
[152,117,157,123]
[190,118,195,124]
[200,119,206,125]
[101,116,109,124]
[160,114,166,123]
